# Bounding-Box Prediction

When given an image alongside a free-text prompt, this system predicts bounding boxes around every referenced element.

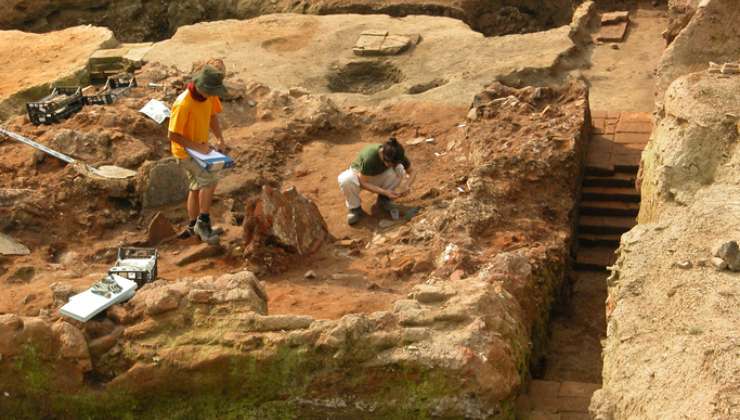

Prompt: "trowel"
[0,127,136,179]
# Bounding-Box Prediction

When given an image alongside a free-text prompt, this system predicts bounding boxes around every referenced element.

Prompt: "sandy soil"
[0,26,114,98]
[583,5,668,112]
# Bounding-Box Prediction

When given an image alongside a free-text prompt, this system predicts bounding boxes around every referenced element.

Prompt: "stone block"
[175,243,225,266]
[146,212,177,246]
[0,232,30,255]
[529,380,561,400]
[601,11,630,25]
[614,132,650,144]
[140,158,189,209]
[558,381,600,398]
[557,396,591,413]
[615,120,652,134]
[596,21,629,42]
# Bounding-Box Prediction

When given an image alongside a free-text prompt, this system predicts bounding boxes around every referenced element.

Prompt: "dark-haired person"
[168,64,228,244]
[337,138,416,225]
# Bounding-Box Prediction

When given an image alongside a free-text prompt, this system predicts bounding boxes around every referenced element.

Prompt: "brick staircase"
[516,112,651,419]
[516,380,600,420]
[575,111,650,272]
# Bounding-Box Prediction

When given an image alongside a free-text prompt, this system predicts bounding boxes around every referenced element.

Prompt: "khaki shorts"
[178,157,220,191]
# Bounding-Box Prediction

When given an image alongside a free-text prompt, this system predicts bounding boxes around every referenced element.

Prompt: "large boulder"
[243,185,329,255]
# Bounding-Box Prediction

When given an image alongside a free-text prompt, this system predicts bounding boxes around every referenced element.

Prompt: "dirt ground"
[582,3,668,112]
[0,74,473,320]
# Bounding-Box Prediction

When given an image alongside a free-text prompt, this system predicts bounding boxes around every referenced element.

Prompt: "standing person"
[338,137,416,225]
[169,64,228,243]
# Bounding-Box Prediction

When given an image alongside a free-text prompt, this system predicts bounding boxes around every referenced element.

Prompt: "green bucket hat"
[193,65,228,98]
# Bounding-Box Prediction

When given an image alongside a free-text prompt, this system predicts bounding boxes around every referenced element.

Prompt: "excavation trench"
[0,3,669,418]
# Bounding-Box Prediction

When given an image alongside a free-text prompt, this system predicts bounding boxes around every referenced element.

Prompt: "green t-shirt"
[351,144,410,176]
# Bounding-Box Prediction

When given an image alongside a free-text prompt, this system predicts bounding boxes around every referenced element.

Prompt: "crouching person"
[338,137,415,225]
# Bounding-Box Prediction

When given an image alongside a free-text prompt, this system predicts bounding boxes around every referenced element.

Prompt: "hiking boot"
[178,225,195,240]
[347,207,363,225]
[194,218,220,245]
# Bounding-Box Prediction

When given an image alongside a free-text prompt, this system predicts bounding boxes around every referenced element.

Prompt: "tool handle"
[0,127,77,164]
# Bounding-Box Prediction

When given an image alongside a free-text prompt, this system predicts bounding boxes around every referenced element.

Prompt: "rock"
[304,270,317,279]
[187,289,214,304]
[49,282,75,308]
[144,288,182,315]
[51,321,91,366]
[410,284,455,304]
[139,158,189,209]
[676,261,692,269]
[0,314,23,356]
[243,186,329,255]
[6,266,35,284]
[106,305,133,324]
[88,327,124,357]
[0,232,30,255]
[175,243,224,266]
[611,43,620,50]
[601,11,630,25]
[710,257,727,270]
[467,107,479,121]
[252,315,314,332]
[146,212,177,245]
[714,241,740,271]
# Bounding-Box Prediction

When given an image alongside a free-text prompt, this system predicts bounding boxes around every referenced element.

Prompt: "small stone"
[304,270,317,280]
[450,269,465,281]
[247,100,257,107]
[715,241,740,271]
[611,43,620,50]
[676,261,692,269]
[710,257,727,271]
[467,107,479,121]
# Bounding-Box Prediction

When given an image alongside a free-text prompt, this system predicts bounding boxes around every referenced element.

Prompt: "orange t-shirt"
[168,90,223,159]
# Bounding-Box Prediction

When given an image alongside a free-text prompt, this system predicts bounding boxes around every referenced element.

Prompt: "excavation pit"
[326,61,403,95]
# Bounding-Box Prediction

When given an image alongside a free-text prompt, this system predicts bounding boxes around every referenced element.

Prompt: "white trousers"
[337,165,405,210]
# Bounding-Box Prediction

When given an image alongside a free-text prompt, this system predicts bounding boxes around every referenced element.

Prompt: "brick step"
[578,233,622,247]
[585,164,614,177]
[614,162,640,173]
[578,215,636,234]
[575,247,616,271]
[517,380,600,419]
[583,173,636,188]
[580,200,639,217]
[582,186,640,203]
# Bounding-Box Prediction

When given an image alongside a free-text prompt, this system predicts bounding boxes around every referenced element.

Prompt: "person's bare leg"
[198,184,216,213]
[188,190,200,221]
